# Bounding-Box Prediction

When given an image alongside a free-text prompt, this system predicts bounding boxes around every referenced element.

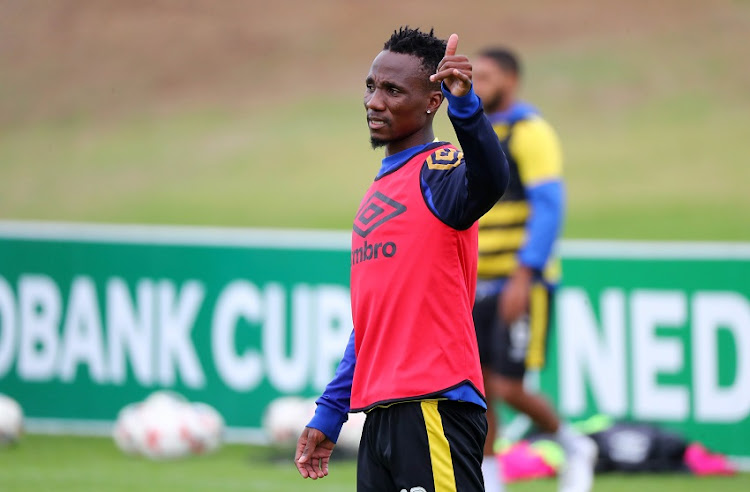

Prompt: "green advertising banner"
[0,221,352,442]
[1,222,749,457]
[540,241,750,459]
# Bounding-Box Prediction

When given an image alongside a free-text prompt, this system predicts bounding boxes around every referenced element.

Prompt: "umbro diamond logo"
[353,191,406,238]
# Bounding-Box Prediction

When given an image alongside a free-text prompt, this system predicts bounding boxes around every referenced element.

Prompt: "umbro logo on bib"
[353,191,406,238]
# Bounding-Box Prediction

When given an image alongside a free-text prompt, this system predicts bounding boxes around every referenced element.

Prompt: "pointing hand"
[430,33,472,97]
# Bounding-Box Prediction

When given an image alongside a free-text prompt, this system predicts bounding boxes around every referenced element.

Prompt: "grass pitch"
[0,435,748,492]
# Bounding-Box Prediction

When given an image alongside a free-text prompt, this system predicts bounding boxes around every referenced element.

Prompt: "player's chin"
[369,134,389,149]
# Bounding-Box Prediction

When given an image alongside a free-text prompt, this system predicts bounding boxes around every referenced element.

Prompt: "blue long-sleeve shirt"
[308,85,508,442]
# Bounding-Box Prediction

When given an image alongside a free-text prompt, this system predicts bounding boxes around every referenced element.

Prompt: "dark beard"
[483,91,506,114]
[370,136,388,149]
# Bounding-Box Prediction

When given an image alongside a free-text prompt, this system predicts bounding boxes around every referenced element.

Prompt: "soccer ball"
[113,402,143,454]
[188,402,225,454]
[136,392,192,459]
[0,394,23,445]
[113,391,225,459]
[262,396,316,446]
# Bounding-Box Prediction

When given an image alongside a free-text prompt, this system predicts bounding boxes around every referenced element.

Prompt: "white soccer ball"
[188,402,225,454]
[143,390,189,410]
[113,402,143,454]
[0,394,23,444]
[113,392,225,459]
[137,392,194,459]
[263,396,316,446]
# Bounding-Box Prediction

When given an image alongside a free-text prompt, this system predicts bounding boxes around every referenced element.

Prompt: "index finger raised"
[445,33,459,57]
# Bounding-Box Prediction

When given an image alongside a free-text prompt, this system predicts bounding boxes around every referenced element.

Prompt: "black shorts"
[472,283,553,380]
[357,400,487,492]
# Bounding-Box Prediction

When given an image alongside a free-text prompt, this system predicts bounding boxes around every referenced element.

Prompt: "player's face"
[364,50,436,154]
[473,56,515,113]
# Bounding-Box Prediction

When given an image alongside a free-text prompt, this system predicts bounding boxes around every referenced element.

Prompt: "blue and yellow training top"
[478,101,565,288]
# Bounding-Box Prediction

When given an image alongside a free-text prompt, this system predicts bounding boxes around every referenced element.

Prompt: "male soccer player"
[295,27,510,492]
[471,48,596,492]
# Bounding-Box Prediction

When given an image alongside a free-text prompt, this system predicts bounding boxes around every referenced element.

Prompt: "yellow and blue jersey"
[477,101,565,287]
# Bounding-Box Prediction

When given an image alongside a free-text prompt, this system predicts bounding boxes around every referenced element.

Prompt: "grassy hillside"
[1,0,748,239]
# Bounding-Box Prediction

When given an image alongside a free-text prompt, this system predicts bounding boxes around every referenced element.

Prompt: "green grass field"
[1,435,748,492]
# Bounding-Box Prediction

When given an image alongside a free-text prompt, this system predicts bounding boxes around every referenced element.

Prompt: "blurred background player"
[471,47,597,492]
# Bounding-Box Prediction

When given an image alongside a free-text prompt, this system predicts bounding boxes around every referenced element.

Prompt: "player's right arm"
[295,329,356,478]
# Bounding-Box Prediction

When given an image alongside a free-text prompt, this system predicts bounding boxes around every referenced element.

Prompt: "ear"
[427,90,444,114]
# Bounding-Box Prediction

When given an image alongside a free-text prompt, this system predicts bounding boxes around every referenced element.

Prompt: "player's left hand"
[430,33,472,97]
[500,266,533,323]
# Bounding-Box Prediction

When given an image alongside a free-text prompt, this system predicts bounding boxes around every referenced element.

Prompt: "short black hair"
[478,47,521,77]
[383,26,446,88]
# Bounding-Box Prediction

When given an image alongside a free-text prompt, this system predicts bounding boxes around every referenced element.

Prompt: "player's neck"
[384,127,435,157]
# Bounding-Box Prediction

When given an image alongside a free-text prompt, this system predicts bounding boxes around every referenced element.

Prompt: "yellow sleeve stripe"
[477,252,518,278]
[421,401,457,492]
[479,202,530,226]
[478,250,562,284]
[478,227,526,252]
[426,148,463,170]
[509,117,563,185]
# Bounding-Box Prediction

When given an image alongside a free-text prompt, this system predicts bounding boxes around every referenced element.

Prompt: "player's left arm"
[513,118,566,271]
[499,118,564,322]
